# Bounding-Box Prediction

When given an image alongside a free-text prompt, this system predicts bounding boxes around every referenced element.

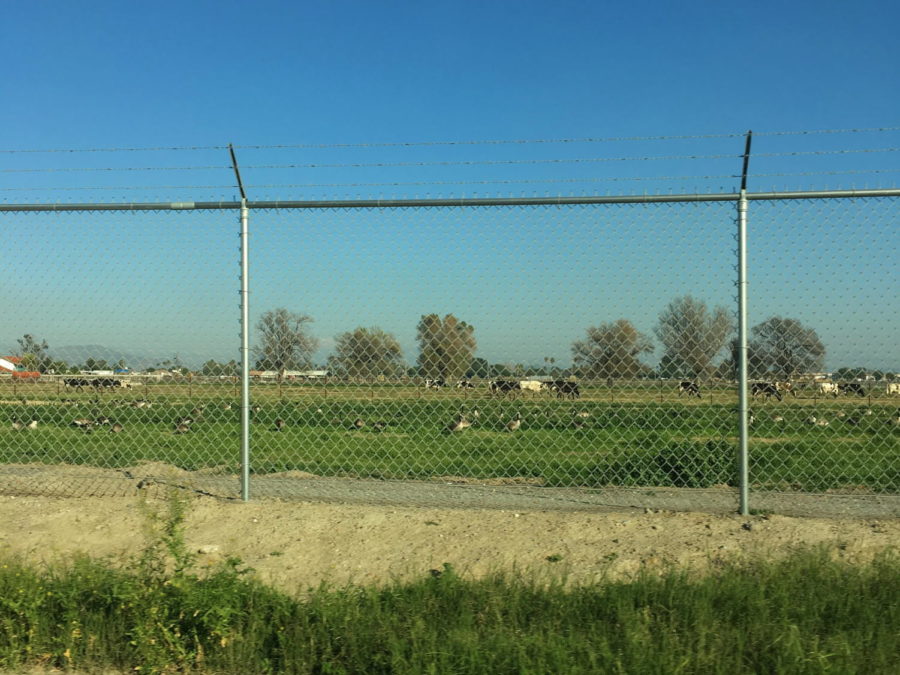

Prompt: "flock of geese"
[8,402,900,435]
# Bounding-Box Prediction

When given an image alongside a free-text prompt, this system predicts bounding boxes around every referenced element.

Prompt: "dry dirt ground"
[2,488,898,593]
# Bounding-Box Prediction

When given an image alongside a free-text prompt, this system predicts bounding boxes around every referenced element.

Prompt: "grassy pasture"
[1,380,898,492]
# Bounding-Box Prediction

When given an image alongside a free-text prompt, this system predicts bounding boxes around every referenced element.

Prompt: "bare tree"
[254,309,318,381]
[416,314,477,382]
[750,316,825,379]
[572,319,653,379]
[328,327,404,379]
[655,296,732,380]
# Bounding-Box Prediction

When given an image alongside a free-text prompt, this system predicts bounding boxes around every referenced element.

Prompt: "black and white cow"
[63,378,93,392]
[751,382,782,401]
[424,378,446,389]
[677,381,701,398]
[92,378,124,392]
[838,382,866,397]
[456,379,476,389]
[489,380,520,397]
[548,380,581,400]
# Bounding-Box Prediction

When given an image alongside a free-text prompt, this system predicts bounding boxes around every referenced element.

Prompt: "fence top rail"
[1,188,898,212]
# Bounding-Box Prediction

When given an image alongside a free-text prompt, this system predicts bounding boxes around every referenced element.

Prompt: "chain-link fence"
[1,193,897,516]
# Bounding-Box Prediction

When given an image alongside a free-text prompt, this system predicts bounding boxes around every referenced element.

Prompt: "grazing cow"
[547,380,581,399]
[92,378,124,392]
[677,381,701,398]
[751,382,782,401]
[775,381,797,397]
[817,382,840,397]
[886,383,900,396]
[489,380,520,397]
[838,382,866,397]
[424,378,446,389]
[63,378,92,392]
[456,379,475,389]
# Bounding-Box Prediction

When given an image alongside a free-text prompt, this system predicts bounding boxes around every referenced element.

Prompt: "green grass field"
[2,380,898,492]
[2,544,898,674]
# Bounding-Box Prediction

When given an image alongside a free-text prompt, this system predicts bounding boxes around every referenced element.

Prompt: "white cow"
[518,380,544,393]
[817,382,840,397]
[886,383,900,395]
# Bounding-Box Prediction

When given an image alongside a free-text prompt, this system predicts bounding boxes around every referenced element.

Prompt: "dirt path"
[2,492,897,594]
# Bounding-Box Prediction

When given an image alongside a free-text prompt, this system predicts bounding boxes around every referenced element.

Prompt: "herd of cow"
[63,377,132,392]
[62,376,896,401]
[425,378,582,399]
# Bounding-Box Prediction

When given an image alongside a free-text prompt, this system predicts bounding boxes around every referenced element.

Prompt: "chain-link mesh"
[1,198,897,516]
[0,209,241,498]
[744,197,899,509]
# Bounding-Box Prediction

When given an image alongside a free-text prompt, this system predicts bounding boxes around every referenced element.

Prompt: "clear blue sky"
[2,1,897,371]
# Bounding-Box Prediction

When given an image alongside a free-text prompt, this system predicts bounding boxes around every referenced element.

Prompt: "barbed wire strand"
[0,126,897,154]
[2,147,897,174]
[2,169,897,193]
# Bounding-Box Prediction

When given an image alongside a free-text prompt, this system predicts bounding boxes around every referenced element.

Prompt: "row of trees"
[7,296,851,382]
[251,298,829,383]
[573,299,827,380]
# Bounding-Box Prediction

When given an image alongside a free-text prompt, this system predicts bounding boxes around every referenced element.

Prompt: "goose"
[221,402,232,411]
[11,417,24,431]
[110,423,124,433]
[173,422,191,434]
[274,418,286,431]
[471,407,480,423]
[771,414,784,423]
[25,420,38,430]
[353,418,366,430]
[71,418,93,428]
[372,420,388,432]
[814,418,829,427]
[447,415,471,433]
[506,413,522,432]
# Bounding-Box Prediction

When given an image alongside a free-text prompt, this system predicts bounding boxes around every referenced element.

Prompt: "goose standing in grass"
[506,413,522,432]
[25,420,38,430]
[173,422,191,434]
[771,414,784,423]
[11,417,24,431]
[110,423,124,433]
[372,420,388,432]
[353,418,366,430]
[274,418,286,432]
[447,414,471,433]
[71,418,93,429]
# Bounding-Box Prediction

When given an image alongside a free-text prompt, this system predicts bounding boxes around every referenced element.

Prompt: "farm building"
[0,356,40,379]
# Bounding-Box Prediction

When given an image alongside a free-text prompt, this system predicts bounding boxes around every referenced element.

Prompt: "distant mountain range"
[50,345,206,371]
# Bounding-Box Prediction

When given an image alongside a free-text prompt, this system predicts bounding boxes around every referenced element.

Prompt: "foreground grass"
[1,547,898,674]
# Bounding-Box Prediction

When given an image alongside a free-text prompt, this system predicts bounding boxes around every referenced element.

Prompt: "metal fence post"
[240,199,251,501]
[737,188,750,515]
